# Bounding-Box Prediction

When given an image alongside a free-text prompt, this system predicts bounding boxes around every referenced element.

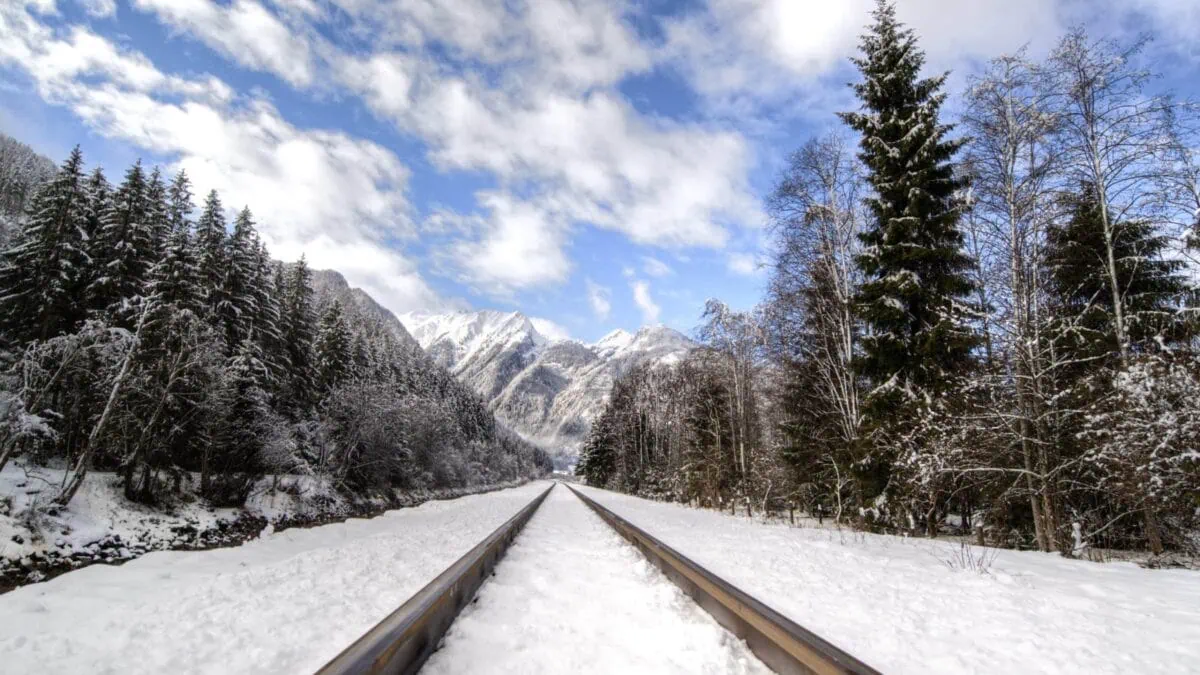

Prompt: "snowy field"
[424,484,768,674]
[576,485,1200,674]
[0,481,551,674]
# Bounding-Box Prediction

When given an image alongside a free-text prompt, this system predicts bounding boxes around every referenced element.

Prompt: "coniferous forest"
[0,133,551,512]
[577,2,1200,558]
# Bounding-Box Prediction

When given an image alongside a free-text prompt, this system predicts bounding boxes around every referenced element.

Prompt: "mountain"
[399,310,693,466]
[310,269,423,353]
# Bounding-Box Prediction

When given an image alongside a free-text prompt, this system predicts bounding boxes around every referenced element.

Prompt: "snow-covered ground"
[575,485,1200,674]
[0,481,551,674]
[0,461,531,588]
[424,484,769,674]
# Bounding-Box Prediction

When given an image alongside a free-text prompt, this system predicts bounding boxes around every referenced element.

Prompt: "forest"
[0,133,551,512]
[577,2,1200,558]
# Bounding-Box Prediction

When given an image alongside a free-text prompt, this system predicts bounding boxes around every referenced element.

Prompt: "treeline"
[578,2,1200,556]
[0,140,550,509]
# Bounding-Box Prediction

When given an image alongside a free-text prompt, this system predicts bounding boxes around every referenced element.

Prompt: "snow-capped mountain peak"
[399,311,693,466]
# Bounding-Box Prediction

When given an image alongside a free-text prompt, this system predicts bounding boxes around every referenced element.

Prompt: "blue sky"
[2,0,1197,342]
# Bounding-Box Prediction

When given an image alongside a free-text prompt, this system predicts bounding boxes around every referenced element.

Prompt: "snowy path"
[576,485,1200,675]
[423,484,770,675]
[0,481,551,675]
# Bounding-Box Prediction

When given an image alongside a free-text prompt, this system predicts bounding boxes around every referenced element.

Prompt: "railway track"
[316,482,880,675]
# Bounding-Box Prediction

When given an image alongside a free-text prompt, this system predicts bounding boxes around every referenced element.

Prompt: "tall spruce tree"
[0,147,90,343]
[207,337,271,504]
[251,244,288,396]
[838,1,979,406]
[219,207,259,352]
[1048,182,1188,368]
[90,160,158,325]
[194,190,228,332]
[78,167,112,308]
[166,170,193,237]
[316,299,353,394]
[145,167,169,256]
[283,255,317,416]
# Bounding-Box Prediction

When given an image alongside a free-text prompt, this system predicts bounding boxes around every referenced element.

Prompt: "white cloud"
[664,0,1066,110]
[78,0,116,18]
[438,192,572,298]
[586,279,611,320]
[0,3,440,314]
[131,0,314,87]
[1117,0,1200,56]
[328,4,761,282]
[641,256,673,277]
[727,251,759,277]
[530,317,571,342]
[630,279,661,324]
[67,0,763,298]
[399,86,759,248]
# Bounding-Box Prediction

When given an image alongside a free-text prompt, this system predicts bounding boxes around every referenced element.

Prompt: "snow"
[574,485,1200,675]
[424,484,770,675]
[398,310,693,465]
[1,463,242,569]
[594,328,634,356]
[0,481,552,674]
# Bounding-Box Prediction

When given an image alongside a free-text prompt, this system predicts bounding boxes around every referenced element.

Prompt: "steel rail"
[315,483,555,675]
[566,483,881,675]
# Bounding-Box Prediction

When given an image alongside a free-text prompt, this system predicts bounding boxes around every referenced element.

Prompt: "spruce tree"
[149,219,204,318]
[252,244,289,396]
[219,207,259,351]
[208,337,271,505]
[166,170,193,236]
[90,160,158,325]
[0,147,90,343]
[81,167,111,246]
[194,190,228,331]
[1047,182,1188,367]
[316,299,353,394]
[838,0,979,405]
[78,167,112,308]
[145,167,169,256]
[283,255,317,415]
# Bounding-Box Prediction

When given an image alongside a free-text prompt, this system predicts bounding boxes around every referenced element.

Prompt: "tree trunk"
[56,307,150,507]
[1144,507,1164,555]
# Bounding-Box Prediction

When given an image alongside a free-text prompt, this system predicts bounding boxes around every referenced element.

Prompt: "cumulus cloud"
[131,0,315,87]
[663,0,1065,110]
[437,192,572,298]
[328,2,761,286]
[586,280,611,320]
[0,2,440,314]
[630,280,661,324]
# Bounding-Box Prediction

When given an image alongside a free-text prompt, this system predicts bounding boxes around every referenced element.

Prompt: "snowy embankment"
[0,462,529,589]
[576,485,1200,675]
[0,481,550,674]
[425,484,769,675]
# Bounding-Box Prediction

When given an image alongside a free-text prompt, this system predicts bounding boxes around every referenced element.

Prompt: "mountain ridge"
[399,310,694,466]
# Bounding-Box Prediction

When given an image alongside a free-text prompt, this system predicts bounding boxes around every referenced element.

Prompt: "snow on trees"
[0,144,551,516]
[579,3,1200,556]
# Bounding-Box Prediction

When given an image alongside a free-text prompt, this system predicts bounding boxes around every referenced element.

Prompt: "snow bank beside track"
[0,481,551,674]
[576,485,1200,674]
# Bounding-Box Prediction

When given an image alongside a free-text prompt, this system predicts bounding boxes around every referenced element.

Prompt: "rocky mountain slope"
[310,269,424,353]
[399,310,693,466]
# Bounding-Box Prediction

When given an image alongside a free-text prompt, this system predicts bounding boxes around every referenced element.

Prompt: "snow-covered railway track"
[566,484,879,675]
[316,484,554,675]
[319,482,878,675]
